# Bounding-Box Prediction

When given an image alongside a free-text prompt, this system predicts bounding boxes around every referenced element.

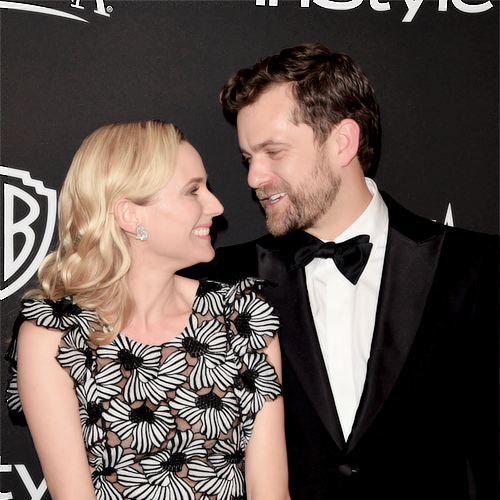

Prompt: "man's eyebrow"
[239,140,290,155]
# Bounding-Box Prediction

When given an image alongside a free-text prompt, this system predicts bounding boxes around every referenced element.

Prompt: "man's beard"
[258,148,341,237]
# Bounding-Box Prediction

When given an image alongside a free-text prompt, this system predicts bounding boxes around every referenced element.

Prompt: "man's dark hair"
[220,43,381,173]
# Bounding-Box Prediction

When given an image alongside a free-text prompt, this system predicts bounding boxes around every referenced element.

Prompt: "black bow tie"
[282,231,373,285]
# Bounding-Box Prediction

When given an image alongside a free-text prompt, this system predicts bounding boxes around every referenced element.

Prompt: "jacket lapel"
[347,195,445,452]
[255,242,345,450]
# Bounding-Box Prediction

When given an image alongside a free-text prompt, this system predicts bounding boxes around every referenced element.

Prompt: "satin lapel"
[255,244,345,450]
[347,225,445,453]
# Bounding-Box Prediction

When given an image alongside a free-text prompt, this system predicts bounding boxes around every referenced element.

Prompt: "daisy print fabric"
[5,279,282,500]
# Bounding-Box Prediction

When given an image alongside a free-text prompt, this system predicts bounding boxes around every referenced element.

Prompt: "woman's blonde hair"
[29,120,184,343]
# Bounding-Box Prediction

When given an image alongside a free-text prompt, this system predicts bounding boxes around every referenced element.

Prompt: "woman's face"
[140,141,223,269]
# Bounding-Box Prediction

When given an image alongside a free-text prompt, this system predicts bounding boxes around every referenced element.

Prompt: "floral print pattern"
[119,430,208,500]
[169,315,240,391]
[230,292,281,357]
[170,387,240,440]
[195,427,245,500]
[235,352,282,416]
[90,444,134,500]
[104,399,176,454]
[5,279,281,500]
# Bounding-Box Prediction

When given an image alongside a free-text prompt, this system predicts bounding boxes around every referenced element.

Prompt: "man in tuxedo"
[207,44,497,498]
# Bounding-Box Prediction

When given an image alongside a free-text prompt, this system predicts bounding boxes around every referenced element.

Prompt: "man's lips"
[258,192,288,207]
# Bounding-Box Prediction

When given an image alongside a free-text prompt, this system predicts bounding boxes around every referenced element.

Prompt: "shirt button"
[338,464,360,477]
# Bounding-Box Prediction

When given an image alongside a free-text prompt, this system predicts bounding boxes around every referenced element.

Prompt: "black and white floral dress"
[5,279,282,500]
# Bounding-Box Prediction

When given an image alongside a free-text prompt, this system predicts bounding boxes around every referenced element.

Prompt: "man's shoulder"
[214,233,280,283]
[217,233,279,256]
[382,191,498,249]
[179,234,280,282]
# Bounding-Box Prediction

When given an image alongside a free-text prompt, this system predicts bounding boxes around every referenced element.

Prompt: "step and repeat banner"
[0,0,498,498]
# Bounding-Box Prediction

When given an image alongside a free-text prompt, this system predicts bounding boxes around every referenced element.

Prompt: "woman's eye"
[189,187,199,196]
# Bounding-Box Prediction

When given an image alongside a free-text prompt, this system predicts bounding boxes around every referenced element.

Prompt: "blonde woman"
[6,121,289,500]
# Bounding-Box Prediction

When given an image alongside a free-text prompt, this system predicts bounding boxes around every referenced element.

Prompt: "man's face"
[237,84,340,237]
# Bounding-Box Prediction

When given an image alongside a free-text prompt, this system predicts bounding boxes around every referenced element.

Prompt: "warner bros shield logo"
[1,166,57,300]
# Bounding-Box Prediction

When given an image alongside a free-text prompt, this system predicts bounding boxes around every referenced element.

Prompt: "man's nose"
[247,158,271,189]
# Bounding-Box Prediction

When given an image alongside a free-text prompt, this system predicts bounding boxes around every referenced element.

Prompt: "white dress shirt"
[305,178,389,440]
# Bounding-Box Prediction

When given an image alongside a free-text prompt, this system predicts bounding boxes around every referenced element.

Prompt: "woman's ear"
[336,119,361,167]
[113,199,139,236]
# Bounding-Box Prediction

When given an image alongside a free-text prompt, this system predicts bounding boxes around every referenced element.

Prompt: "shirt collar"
[331,178,388,246]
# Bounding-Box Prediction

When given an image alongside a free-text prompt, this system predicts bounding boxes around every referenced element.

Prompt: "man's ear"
[336,119,360,167]
[113,199,140,236]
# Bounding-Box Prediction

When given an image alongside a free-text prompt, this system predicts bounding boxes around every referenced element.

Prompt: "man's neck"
[306,176,373,241]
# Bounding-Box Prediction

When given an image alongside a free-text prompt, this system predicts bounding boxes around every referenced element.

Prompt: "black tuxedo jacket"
[188,193,498,499]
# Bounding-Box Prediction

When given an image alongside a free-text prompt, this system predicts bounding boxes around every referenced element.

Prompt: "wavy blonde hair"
[29,120,184,343]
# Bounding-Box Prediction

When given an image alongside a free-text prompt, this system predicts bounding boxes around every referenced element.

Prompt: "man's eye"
[242,156,251,166]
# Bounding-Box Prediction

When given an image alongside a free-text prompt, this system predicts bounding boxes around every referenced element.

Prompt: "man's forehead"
[243,84,295,114]
[237,88,297,134]
[237,116,296,153]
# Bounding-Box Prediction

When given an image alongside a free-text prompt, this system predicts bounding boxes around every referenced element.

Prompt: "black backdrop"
[0,1,498,497]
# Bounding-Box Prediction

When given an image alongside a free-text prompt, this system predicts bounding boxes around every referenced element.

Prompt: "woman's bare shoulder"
[17,320,66,356]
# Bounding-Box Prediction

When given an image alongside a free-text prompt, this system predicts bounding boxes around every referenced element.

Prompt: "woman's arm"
[17,321,96,500]
[244,336,290,500]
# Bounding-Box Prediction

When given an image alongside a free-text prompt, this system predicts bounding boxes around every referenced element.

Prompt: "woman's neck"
[122,259,199,343]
